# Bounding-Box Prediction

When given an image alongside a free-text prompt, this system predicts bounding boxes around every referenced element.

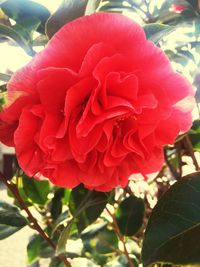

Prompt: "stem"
[184,136,199,170]
[106,207,134,267]
[0,172,72,267]
[175,142,183,177]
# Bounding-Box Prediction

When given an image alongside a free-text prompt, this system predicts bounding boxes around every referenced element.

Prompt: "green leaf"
[0,83,6,92]
[57,192,106,255]
[22,175,50,205]
[13,16,41,41]
[56,219,76,255]
[0,200,28,239]
[189,120,200,151]
[50,188,65,220]
[178,49,195,62]
[97,0,130,13]
[142,172,200,266]
[0,85,6,110]
[27,233,54,261]
[27,235,43,264]
[1,0,50,34]
[0,23,35,55]
[15,176,33,207]
[49,257,62,267]
[81,222,107,239]
[69,185,109,233]
[45,0,88,39]
[143,23,174,44]
[185,0,199,10]
[116,196,145,236]
[164,47,193,67]
[53,211,69,230]
[32,34,48,47]
[95,228,118,254]
[0,72,11,82]
[40,240,55,258]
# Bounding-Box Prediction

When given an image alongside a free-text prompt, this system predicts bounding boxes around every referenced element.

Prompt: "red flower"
[170,4,185,13]
[0,13,194,191]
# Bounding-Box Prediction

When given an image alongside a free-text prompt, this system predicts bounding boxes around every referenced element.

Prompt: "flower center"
[115,114,137,128]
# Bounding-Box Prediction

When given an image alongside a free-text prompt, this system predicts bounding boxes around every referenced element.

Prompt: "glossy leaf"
[57,186,109,254]
[0,23,35,55]
[189,120,200,151]
[15,176,33,207]
[1,0,50,34]
[46,0,88,39]
[143,23,174,44]
[0,85,6,110]
[142,172,200,266]
[116,196,145,236]
[32,34,48,47]
[56,220,76,255]
[27,235,43,264]
[12,16,41,41]
[98,0,125,13]
[95,228,118,254]
[27,233,55,261]
[22,175,50,205]
[50,188,65,220]
[53,211,69,230]
[49,257,62,267]
[81,222,107,239]
[0,200,28,239]
[0,72,11,82]
[185,0,199,10]
[40,241,55,258]
[69,185,109,233]
[0,83,6,92]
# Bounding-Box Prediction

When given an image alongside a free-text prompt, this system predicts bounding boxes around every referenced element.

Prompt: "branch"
[106,207,135,267]
[184,136,199,170]
[175,142,183,177]
[0,172,72,267]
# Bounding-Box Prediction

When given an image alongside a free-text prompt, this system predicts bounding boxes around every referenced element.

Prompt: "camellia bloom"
[0,13,194,191]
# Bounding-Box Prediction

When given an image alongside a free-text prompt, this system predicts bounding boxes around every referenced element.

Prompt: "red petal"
[43,160,80,188]
[32,13,146,72]
[37,68,78,113]
[14,107,44,176]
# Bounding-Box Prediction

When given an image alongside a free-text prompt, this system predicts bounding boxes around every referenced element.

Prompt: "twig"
[106,207,134,267]
[0,172,72,267]
[175,142,183,177]
[184,136,199,170]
